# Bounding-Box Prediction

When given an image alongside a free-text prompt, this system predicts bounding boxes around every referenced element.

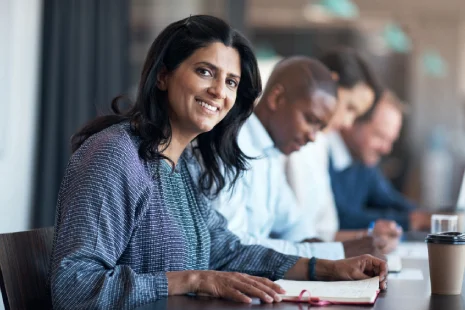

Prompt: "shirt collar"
[327,131,353,171]
[246,113,276,155]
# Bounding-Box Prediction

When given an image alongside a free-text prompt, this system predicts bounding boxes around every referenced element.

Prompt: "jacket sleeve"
[366,167,416,229]
[202,200,301,280]
[337,167,414,230]
[183,151,301,279]
[50,132,168,310]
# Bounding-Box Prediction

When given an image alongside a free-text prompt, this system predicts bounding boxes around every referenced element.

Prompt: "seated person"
[329,90,430,231]
[285,49,401,252]
[209,55,388,261]
[49,15,387,309]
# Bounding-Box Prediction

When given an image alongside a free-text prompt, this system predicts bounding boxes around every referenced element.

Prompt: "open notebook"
[275,276,380,305]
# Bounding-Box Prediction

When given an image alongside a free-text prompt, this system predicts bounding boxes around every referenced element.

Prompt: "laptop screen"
[457,173,465,210]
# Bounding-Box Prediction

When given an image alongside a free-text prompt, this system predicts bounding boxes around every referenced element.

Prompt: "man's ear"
[157,67,169,91]
[267,84,285,112]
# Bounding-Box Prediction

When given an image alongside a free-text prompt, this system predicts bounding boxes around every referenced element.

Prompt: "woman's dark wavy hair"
[320,47,384,101]
[71,15,261,197]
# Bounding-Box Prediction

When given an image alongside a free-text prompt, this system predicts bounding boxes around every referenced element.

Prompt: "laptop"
[456,171,465,211]
[432,167,465,213]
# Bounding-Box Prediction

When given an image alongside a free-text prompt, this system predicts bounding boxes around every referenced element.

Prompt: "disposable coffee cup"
[426,232,465,295]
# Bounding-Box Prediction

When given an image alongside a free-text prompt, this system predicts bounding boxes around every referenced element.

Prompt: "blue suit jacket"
[329,156,416,230]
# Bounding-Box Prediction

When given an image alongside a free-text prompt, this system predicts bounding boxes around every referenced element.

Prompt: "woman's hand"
[374,234,399,254]
[315,255,388,290]
[372,220,402,238]
[372,220,402,254]
[167,270,285,303]
[343,236,387,260]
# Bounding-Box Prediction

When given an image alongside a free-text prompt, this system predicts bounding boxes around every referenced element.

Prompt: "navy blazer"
[329,156,416,230]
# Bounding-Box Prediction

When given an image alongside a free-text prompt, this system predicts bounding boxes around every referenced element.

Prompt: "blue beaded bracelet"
[308,257,317,281]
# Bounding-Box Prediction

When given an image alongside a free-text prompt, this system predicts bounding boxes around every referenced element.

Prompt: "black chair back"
[0,227,54,309]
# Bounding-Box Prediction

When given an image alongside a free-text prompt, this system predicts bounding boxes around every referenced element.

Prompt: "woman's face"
[327,83,374,131]
[160,42,241,137]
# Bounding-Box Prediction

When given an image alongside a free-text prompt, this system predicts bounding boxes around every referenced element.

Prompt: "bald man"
[208,56,385,260]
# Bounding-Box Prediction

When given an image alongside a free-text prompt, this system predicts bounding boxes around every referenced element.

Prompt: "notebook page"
[275,276,379,299]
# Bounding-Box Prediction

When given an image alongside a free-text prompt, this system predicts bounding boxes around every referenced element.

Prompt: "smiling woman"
[49,14,388,310]
[158,42,241,140]
[319,48,383,131]
[70,15,260,197]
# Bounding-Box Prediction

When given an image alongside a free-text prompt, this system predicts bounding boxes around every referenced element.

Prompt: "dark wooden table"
[138,256,465,310]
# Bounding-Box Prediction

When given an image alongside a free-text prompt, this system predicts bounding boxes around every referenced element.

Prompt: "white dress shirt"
[327,131,353,172]
[211,114,345,260]
[285,132,341,242]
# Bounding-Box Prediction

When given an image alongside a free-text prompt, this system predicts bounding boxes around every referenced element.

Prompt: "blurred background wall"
[0,0,42,233]
[2,0,465,233]
[33,0,130,228]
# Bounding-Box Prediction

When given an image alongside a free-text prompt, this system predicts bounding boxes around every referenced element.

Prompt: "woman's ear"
[267,84,285,112]
[157,67,169,91]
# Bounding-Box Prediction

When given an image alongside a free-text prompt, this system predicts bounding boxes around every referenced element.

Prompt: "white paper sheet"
[393,242,429,259]
[387,254,402,272]
[388,268,424,280]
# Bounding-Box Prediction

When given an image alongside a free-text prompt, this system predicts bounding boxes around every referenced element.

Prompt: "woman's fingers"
[250,275,286,294]
[230,276,279,303]
[222,287,253,303]
[195,271,285,304]
[381,238,399,254]
[246,276,283,302]
[227,273,285,303]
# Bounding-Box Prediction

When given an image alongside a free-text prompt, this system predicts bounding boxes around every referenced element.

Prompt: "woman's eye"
[227,79,238,88]
[305,115,318,125]
[197,68,212,77]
